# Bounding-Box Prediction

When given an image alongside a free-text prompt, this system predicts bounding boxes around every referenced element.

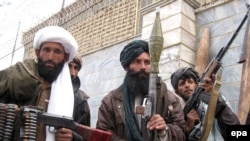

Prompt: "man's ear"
[35,50,40,57]
[64,53,70,62]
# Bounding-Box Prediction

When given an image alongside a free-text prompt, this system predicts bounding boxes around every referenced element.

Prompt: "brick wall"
[22,0,141,59]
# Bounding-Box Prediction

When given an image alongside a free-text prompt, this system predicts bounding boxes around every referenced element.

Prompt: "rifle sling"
[199,80,221,141]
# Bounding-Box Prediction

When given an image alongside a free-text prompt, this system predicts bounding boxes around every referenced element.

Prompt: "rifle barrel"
[217,3,250,61]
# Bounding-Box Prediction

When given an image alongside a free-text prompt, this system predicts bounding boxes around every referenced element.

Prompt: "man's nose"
[184,82,190,88]
[140,62,146,70]
[48,52,56,60]
[69,68,76,77]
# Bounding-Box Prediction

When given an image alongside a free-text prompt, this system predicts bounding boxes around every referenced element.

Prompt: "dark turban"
[170,67,200,90]
[120,40,149,69]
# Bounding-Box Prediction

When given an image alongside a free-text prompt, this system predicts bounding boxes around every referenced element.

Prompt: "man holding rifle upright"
[0,26,94,141]
[170,67,239,141]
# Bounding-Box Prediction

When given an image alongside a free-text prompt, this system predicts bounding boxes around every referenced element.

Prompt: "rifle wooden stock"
[75,124,112,141]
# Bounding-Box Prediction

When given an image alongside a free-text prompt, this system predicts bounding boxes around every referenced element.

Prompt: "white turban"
[33,26,78,62]
[33,26,77,141]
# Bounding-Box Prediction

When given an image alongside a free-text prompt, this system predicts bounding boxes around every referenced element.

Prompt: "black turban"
[120,40,149,69]
[170,67,200,90]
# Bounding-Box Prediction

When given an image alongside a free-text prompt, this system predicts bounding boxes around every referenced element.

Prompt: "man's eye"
[179,81,185,86]
[135,60,140,64]
[145,61,150,65]
[54,50,63,54]
[43,48,50,52]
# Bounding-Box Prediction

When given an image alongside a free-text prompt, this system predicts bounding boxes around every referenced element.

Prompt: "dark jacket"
[181,94,240,141]
[72,76,91,141]
[215,96,240,140]
[0,59,90,141]
[96,82,186,141]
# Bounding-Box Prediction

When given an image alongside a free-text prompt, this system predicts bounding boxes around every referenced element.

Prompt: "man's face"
[176,78,197,101]
[36,42,68,82]
[128,52,151,75]
[36,42,68,64]
[125,52,150,96]
[69,62,80,79]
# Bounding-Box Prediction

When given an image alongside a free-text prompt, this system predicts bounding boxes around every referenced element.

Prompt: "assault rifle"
[183,3,250,116]
[18,105,112,141]
[0,104,111,141]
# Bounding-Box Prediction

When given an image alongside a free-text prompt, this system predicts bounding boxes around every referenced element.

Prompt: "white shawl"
[33,26,78,140]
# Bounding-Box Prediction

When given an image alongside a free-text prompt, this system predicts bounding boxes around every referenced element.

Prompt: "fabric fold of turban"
[120,40,149,69]
[170,67,200,90]
[33,26,78,62]
[72,53,83,70]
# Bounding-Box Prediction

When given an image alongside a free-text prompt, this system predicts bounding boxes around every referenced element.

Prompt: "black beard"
[125,69,149,97]
[37,58,64,83]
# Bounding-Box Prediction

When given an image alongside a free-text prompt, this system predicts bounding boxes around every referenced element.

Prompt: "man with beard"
[170,67,240,141]
[68,54,90,141]
[96,40,186,141]
[0,26,81,141]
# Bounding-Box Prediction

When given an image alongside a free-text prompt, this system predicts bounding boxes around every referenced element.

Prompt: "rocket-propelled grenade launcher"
[136,7,164,141]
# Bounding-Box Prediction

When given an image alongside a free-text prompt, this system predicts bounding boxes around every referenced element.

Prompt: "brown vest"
[35,82,51,141]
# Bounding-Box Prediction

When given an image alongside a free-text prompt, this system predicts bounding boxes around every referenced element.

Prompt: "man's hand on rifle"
[147,114,167,135]
[198,75,215,94]
[185,109,200,134]
[55,128,73,141]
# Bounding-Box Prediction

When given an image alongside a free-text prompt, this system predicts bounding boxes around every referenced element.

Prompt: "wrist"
[185,123,194,134]
[158,125,168,137]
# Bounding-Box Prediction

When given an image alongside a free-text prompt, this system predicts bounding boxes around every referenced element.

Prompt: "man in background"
[69,54,90,141]
[171,67,240,141]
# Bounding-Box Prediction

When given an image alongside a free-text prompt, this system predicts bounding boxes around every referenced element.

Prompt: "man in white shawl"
[33,26,77,141]
[0,25,78,141]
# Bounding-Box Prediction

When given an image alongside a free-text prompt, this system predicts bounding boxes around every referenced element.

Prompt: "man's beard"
[37,58,64,83]
[125,69,149,97]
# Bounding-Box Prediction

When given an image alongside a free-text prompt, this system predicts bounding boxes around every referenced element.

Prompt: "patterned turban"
[33,26,78,62]
[170,67,200,90]
[72,53,83,70]
[120,40,149,69]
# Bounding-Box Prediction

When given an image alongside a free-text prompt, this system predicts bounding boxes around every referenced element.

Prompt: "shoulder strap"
[19,61,41,81]
[199,73,222,141]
